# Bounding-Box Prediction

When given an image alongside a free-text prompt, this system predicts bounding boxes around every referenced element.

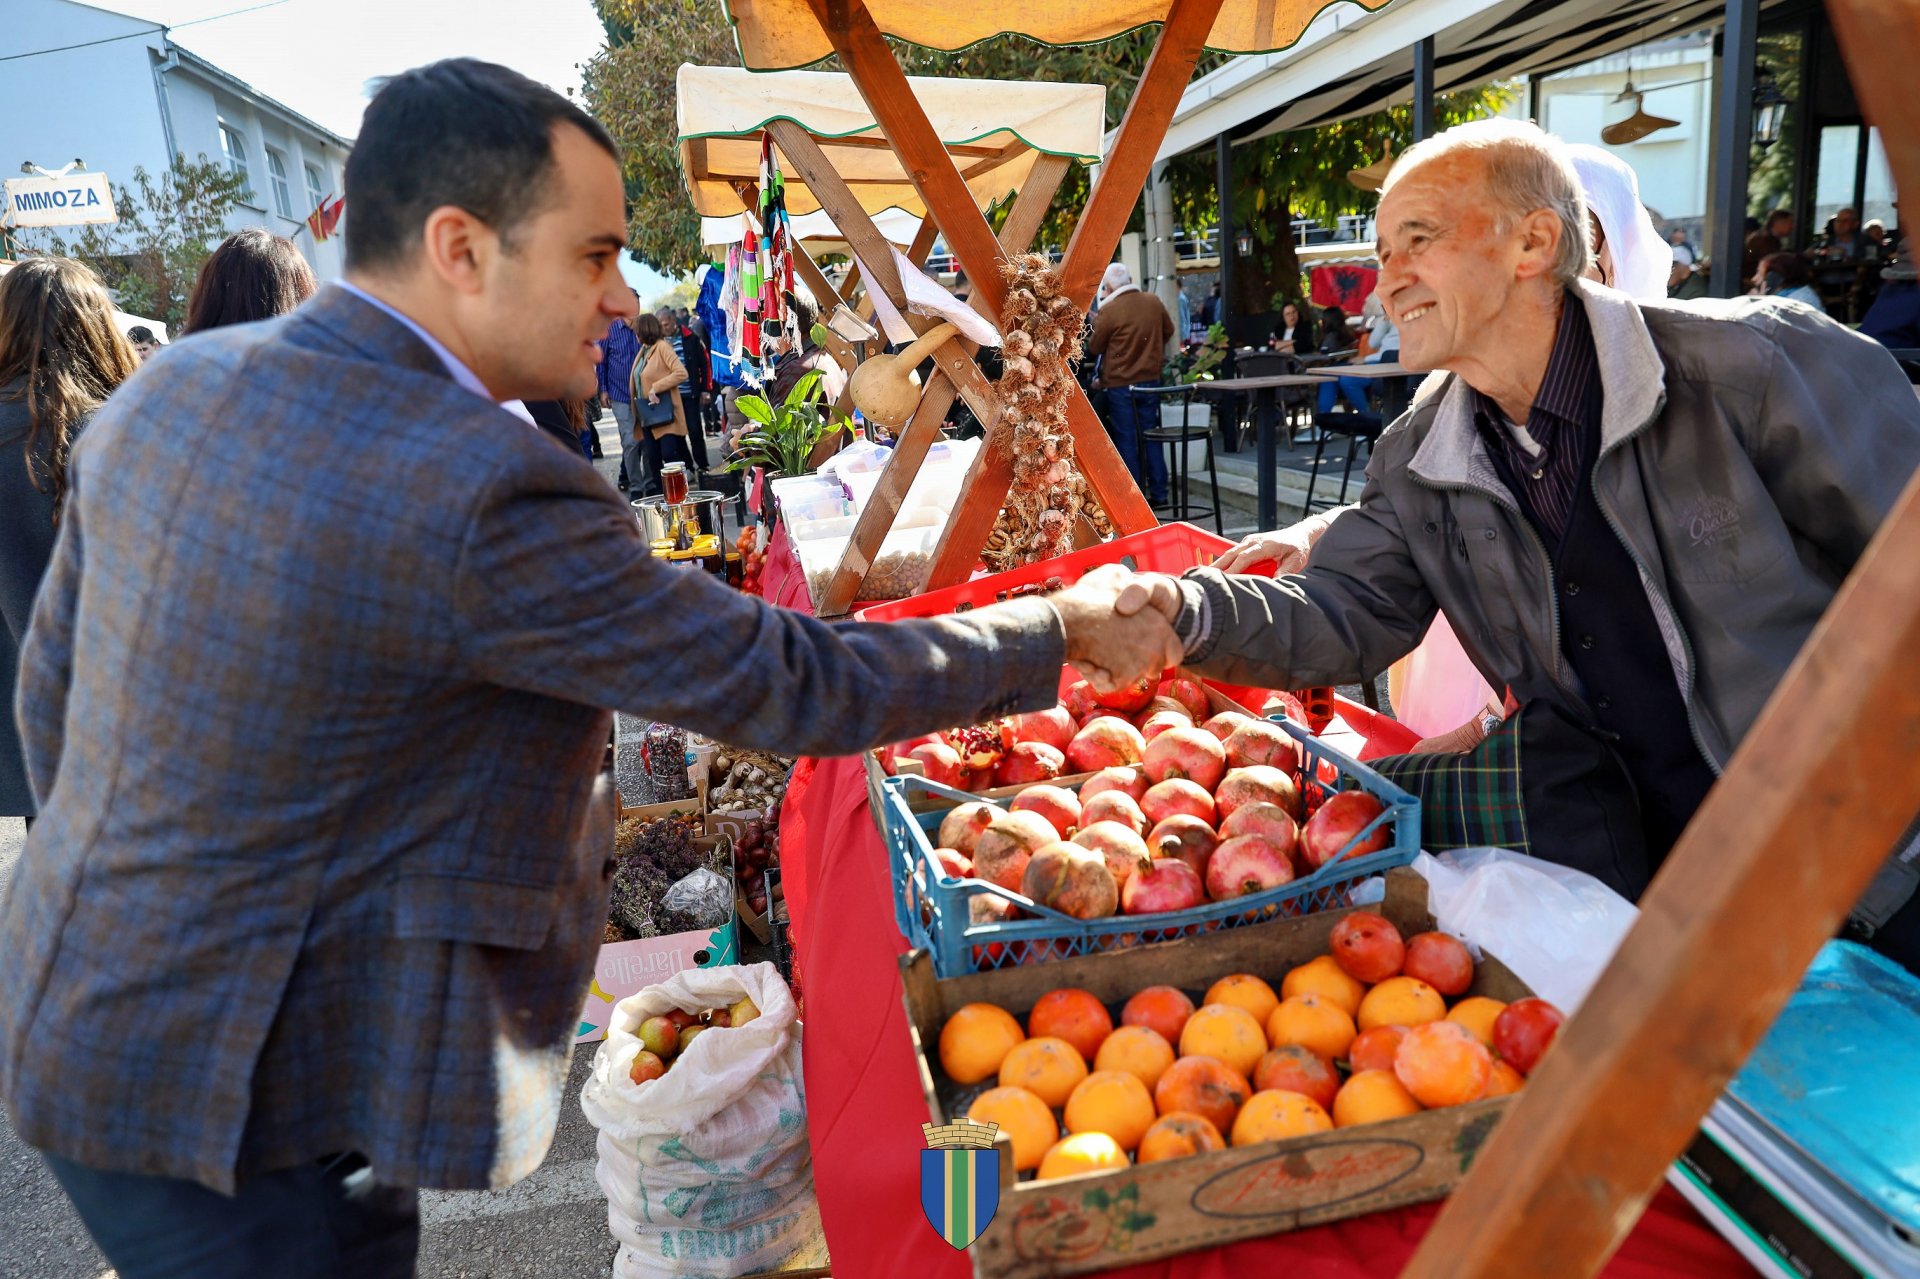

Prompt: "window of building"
[219,123,252,200]
[265,148,293,219]
[304,161,325,215]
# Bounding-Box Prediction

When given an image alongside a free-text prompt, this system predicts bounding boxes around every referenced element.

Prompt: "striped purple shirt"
[1472,296,1602,544]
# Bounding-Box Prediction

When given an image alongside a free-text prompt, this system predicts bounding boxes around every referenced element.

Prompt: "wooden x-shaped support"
[803,0,1228,593]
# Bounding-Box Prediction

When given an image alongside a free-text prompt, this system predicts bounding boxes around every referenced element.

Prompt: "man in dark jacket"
[1087,262,1175,504]
[1106,119,1920,960]
[596,308,642,489]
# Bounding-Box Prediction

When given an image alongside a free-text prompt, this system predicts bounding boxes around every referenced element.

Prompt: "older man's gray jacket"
[1182,279,1920,772]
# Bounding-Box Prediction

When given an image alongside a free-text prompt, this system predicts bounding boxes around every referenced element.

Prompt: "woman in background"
[180,228,316,334]
[0,258,139,823]
[1273,301,1316,354]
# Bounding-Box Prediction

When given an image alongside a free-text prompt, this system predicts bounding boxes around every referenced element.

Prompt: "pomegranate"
[971,810,1056,891]
[1200,710,1256,742]
[1066,716,1146,773]
[932,848,973,880]
[1138,711,1193,743]
[1141,727,1229,792]
[1140,696,1196,724]
[1072,820,1150,886]
[1492,998,1566,1075]
[1219,803,1299,867]
[1007,706,1075,753]
[1298,790,1391,869]
[1214,765,1301,821]
[1021,841,1119,919]
[882,732,943,776]
[1141,778,1216,827]
[992,741,1066,788]
[937,801,998,857]
[1204,834,1296,900]
[1403,931,1475,996]
[1223,720,1300,771]
[1061,680,1100,723]
[905,741,965,788]
[1147,814,1219,879]
[962,768,997,793]
[1080,789,1147,835]
[1080,766,1148,803]
[970,892,1016,967]
[1010,784,1083,838]
[1157,675,1212,720]
[1121,855,1208,915]
[1093,676,1156,714]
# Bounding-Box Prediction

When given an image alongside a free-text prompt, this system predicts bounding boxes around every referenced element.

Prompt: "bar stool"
[1141,387,1223,534]
[1302,411,1382,512]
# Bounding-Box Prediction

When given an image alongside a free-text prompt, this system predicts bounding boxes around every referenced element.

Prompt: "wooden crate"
[898,869,1533,1277]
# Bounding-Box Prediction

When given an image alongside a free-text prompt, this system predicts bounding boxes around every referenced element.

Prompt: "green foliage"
[1164,322,1228,384]
[725,370,846,476]
[26,155,249,329]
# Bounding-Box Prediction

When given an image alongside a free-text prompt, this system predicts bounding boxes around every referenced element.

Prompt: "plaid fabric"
[0,286,1066,1195]
[1370,716,1531,854]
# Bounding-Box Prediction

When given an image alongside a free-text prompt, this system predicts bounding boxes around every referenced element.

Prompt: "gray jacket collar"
[1408,278,1667,492]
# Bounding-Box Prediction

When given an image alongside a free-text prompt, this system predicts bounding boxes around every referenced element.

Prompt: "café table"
[1194,373,1336,530]
[1308,359,1423,421]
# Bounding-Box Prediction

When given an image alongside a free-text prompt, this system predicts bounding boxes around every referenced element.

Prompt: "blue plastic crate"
[884,718,1420,977]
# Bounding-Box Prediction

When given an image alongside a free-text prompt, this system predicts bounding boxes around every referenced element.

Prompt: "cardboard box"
[616,793,705,822]
[574,919,739,1044]
[898,869,1533,1277]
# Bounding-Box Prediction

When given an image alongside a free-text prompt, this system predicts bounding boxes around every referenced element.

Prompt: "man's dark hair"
[127,326,155,344]
[344,58,619,273]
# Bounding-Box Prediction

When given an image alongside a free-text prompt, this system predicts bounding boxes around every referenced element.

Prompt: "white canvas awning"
[699,206,924,254]
[676,64,1104,219]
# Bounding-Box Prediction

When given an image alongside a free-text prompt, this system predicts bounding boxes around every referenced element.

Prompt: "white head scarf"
[1099,261,1138,302]
[1565,144,1672,302]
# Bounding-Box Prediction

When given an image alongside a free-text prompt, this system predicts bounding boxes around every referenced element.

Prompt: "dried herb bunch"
[984,254,1112,571]
[607,814,729,940]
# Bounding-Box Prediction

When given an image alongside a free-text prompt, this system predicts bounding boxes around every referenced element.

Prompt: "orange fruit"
[1064,1070,1157,1152]
[1230,1089,1334,1145]
[1332,1069,1422,1127]
[1028,988,1114,1063]
[1036,1132,1129,1180]
[1093,1025,1176,1091]
[939,1002,1025,1084]
[1121,985,1195,1045]
[1348,1025,1408,1074]
[1204,973,1281,1026]
[1137,1112,1226,1164]
[1445,997,1507,1049]
[1281,954,1366,1018]
[1265,994,1357,1062]
[1481,1059,1525,1099]
[998,1036,1089,1108]
[968,1086,1060,1172]
[1178,1004,1268,1078]
[1356,976,1446,1032]
[1393,1020,1493,1108]
[1153,1056,1251,1134]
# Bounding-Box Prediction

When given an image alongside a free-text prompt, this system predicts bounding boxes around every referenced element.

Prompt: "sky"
[96,0,679,300]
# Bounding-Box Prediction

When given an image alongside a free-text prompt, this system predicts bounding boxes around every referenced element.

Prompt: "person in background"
[1861,259,1920,351]
[1814,207,1866,261]
[1667,225,1695,268]
[659,305,711,475]
[631,310,694,495]
[2,58,1182,1278]
[1744,207,1793,279]
[126,326,161,361]
[1315,304,1354,357]
[1754,252,1825,309]
[1865,219,1887,250]
[1317,291,1400,416]
[1086,262,1175,506]
[1272,300,1315,354]
[1175,279,1192,344]
[1198,281,1221,328]
[596,300,642,492]
[180,228,316,334]
[0,258,140,829]
[522,397,595,459]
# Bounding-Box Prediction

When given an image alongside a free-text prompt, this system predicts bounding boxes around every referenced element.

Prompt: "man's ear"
[419,205,495,297]
[1513,207,1564,282]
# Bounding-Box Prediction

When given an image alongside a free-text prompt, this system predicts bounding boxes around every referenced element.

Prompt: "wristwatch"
[1478,710,1504,740]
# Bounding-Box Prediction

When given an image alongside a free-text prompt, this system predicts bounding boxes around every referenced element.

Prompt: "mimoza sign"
[4,172,116,228]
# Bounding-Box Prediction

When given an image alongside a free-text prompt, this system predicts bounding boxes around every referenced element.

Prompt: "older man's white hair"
[1382,118,1592,287]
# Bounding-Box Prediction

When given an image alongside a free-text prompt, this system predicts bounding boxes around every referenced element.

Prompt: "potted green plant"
[725,369,847,480]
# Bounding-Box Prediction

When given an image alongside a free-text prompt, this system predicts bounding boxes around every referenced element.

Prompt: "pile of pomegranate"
[891,674,1396,929]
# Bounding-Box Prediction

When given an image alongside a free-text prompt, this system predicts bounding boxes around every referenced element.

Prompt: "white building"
[2,0,354,287]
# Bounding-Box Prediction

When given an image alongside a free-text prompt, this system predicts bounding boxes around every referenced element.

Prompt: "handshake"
[1045,564,1192,695]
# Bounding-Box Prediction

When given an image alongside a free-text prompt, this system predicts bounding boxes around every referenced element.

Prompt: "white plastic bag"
[581,963,819,1279]
[1412,848,1640,1013]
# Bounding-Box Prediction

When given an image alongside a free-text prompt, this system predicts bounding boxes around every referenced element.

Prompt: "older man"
[1114,120,1920,951]
[1088,262,1175,505]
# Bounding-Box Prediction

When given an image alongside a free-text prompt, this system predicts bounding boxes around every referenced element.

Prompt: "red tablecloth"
[758,520,814,614]
[782,754,1752,1279]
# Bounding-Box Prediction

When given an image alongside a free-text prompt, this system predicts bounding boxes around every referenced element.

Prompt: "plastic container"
[838,438,978,520]
[885,718,1420,977]
[766,473,852,526]
[794,525,941,608]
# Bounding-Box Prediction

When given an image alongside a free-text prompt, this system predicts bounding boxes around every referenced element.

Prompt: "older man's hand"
[1215,524,1315,574]
[1049,565,1185,694]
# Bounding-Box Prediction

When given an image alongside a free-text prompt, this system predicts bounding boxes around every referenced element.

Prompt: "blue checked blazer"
[1,286,1065,1193]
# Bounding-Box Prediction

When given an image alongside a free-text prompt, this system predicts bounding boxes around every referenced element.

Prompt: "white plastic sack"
[1412,848,1640,1013]
[581,963,819,1279]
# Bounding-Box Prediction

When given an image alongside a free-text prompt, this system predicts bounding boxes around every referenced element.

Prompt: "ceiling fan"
[1348,143,1396,193]
[1600,79,1681,145]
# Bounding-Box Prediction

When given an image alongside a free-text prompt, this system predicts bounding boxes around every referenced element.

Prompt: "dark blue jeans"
[1104,384,1170,502]
[43,1150,418,1279]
